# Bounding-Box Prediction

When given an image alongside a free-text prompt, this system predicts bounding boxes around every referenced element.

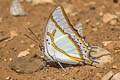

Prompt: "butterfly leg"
[90,46,98,49]
[41,61,46,71]
[39,46,45,52]
[88,46,98,59]
[57,62,66,72]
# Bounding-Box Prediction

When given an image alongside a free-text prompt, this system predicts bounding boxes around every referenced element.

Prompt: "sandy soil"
[0,0,120,80]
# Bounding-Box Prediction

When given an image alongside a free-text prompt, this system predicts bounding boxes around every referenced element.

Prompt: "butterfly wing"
[74,22,83,37]
[44,5,93,64]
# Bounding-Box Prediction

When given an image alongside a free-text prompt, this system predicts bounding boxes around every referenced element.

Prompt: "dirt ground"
[1,0,120,80]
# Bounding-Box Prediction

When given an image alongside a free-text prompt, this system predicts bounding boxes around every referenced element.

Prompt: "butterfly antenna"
[24,34,40,44]
[53,50,66,72]
[28,28,42,45]
[57,62,66,72]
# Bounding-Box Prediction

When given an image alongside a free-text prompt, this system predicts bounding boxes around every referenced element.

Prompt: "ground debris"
[91,46,113,67]
[5,76,11,80]
[26,0,32,3]
[102,41,112,46]
[113,0,118,3]
[101,71,114,80]
[9,53,46,74]
[104,41,120,50]
[17,49,30,57]
[10,0,26,16]
[32,0,53,5]
[103,13,118,24]
[111,72,120,80]
[0,36,10,43]
[0,31,18,43]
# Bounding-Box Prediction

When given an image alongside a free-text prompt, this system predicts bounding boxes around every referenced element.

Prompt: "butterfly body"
[43,5,95,65]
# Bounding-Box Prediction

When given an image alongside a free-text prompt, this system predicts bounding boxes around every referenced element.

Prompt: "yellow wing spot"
[47,30,56,41]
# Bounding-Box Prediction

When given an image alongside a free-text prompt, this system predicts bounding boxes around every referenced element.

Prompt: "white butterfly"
[38,5,97,71]
[24,5,97,71]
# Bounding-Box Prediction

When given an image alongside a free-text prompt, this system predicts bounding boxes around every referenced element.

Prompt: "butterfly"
[25,5,97,72]
[38,5,98,71]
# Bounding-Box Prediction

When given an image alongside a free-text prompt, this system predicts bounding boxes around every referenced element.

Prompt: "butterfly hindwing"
[44,18,83,64]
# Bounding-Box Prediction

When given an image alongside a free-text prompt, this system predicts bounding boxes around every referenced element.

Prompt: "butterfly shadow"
[46,61,88,69]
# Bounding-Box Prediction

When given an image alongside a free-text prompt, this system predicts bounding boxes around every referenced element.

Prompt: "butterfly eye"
[46,39,48,41]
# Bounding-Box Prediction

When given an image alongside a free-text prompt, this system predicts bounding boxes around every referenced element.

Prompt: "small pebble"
[71,12,78,16]
[10,31,18,38]
[9,58,12,61]
[89,6,96,12]
[96,73,102,78]
[20,40,25,44]
[30,44,35,48]
[113,0,118,3]
[110,20,117,26]
[99,12,103,17]
[101,71,114,80]
[92,28,98,32]
[115,12,120,17]
[62,74,65,77]
[26,22,31,25]
[32,0,53,5]
[111,72,120,80]
[103,13,118,23]
[20,0,24,2]
[17,49,30,57]
[102,41,112,46]
[112,65,118,69]
[10,0,26,16]
[91,46,112,67]
[9,53,46,73]
[5,76,11,80]
[84,1,96,6]
[118,36,120,39]
[4,59,7,62]
[1,43,7,48]
[96,22,100,26]
[105,41,120,50]
[86,19,90,24]
[26,0,32,3]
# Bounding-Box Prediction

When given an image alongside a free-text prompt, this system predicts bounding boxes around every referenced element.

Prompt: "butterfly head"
[39,46,45,53]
